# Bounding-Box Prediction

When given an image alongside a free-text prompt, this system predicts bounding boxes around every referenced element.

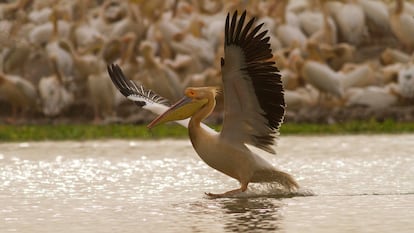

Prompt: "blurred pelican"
[38,56,74,117]
[380,48,412,66]
[339,63,376,89]
[381,63,404,84]
[108,11,298,197]
[300,41,344,102]
[87,72,116,123]
[0,73,38,122]
[359,0,391,38]
[1,41,31,76]
[398,65,414,100]
[71,0,104,50]
[319,43,355,71]
[138,41,183,101]
[44,7,73,78]
[28,7,52,24]
[284,88,313,111]
[390,0,414,51]
[110,2,146,39]
[298,0,337,45]
[28,11,70,46]
[274,0,307,49]
[345,85,398,110]
[331,0,366,45]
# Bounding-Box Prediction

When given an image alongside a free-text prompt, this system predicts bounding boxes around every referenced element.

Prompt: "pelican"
[390,0,414,51]
[331,0,366,45]
[398,65,414,99]
[345,86,398,110]
[107,11,298,197]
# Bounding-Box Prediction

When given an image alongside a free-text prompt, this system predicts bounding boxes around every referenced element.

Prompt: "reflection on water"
[1,135,414,233]
[220,198,282,232]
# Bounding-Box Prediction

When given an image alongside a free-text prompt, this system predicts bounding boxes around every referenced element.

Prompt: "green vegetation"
[1,120,414,142]
[280,119,414,135]
[0,124,182,141]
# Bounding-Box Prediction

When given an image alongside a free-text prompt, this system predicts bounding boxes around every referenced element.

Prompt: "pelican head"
[147,87,218,128]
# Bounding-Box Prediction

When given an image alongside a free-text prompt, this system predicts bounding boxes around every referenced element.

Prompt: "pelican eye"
[220,57,225,66]
[188,90,196,97]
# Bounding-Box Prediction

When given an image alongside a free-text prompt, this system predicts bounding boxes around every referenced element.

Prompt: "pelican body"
[108,11,298,197]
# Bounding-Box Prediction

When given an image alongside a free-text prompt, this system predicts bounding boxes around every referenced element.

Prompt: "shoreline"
[1,119,414,142]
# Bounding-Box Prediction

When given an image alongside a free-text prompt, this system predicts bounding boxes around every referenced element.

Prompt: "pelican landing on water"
[107,11,299,198]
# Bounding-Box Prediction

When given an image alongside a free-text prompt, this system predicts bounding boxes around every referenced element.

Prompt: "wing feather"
[229,12,237,43]
[239,15,255,44]
[224,12,230,44]
[107,64,217,134]
[234,11,246,43]
[107,64,169,107]
[220,11,285,154]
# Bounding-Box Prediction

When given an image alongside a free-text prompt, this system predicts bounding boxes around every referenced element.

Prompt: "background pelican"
[107,11,298,197]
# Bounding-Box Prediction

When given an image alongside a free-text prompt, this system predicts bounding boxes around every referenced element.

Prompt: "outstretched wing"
[220,11,285,154]
[107,64,216,133]
[107,64,169,107]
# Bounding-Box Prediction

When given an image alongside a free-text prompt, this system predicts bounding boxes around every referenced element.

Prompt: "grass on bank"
[1,119,414,142]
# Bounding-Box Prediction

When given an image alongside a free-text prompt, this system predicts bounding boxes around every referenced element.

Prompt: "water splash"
[206,184,315,199]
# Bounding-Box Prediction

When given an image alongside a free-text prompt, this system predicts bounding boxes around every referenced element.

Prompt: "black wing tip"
[107,63,169,107]
[106,63,133,98]
[134,100,146,107]
[224,11,285,133]
[226,10,249,45]
[228,10,247,21]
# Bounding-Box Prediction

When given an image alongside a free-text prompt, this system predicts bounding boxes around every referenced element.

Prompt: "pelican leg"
[5,105,17,124]
[205,182,248,198]
[93,107,102,124]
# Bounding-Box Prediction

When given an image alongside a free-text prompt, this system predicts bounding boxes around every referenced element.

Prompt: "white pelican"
[138,41,183,102]
[300,41,344,100]
[339,63,376,89]
[107,11,298,197]
[320,43,355,71]
[398,65,414,99]
[87,72,116,123]
[345,86,398,110]
[273,0,307,49]
[331,0,366,45]
[28,16,70,47]
[359,0,390,37]
[0,73,38,122]
[380,48,412,66]
[284,89,313,111]
[390,0,414,51]
[38,56,74,117]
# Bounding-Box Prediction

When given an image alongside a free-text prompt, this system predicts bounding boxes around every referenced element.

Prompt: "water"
[1,135,413,233]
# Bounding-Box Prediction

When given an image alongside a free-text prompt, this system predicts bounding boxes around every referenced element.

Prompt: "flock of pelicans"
[0,0,414,124]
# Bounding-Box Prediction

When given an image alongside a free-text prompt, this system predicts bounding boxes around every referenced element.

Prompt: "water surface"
[1,135,413,232]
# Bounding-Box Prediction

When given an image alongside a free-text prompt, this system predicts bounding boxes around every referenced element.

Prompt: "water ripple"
[0,136,413,232]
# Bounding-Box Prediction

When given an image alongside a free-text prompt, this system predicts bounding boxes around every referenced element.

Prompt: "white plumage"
[359,0,390,35]
[333,1,366,45]
[398,65,414,99]
[340,64,376,89]
[390,0,414,51]
[346,86,398,109]
[302,60,344,98]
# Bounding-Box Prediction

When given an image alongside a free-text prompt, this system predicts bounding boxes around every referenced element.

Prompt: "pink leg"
[206,182,248,198]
